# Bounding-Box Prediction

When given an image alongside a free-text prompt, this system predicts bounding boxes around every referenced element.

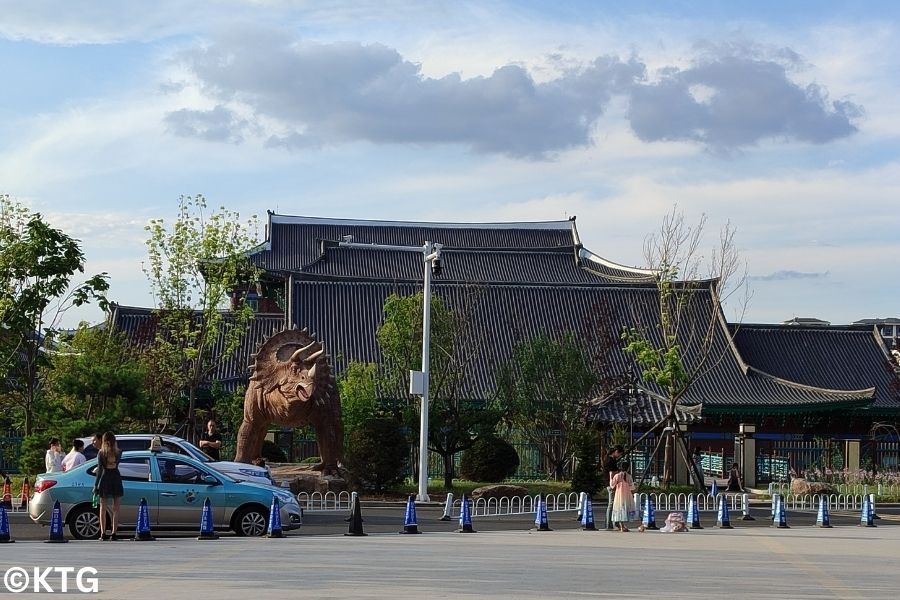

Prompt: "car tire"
[233,505,269,537]
[68,505,103,540]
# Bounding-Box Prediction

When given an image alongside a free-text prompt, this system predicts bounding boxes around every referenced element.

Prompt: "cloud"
[750,270,830,282]
[164,105,251,143]
[167,30,862,157]
[628,53,862,152]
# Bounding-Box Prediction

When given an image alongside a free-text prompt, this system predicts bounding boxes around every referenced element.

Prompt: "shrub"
[460,435,519,482]
[570,430,601,495]
[261,440,287,463]
[19,434,49,476]
[299,456,321,464]
[344,418,408,493]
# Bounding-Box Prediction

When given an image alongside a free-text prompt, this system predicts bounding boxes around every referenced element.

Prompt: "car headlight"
[277,492,296,506]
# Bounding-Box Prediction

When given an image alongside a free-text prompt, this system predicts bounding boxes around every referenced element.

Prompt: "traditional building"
[112,212,900,482]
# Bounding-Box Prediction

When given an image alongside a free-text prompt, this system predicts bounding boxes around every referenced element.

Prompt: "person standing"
[93,432,124,541]
[62,439,86,472]
[603,445,624,530]
[610,461,637,532]
[45,438,64,473]
[199,419,223,461]
[83,433,103,461]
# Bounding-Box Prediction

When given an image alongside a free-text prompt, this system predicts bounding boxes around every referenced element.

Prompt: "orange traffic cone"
[1,477,11,510]
[20,477,30,511]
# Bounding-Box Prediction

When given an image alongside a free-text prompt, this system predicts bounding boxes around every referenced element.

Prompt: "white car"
[80,434,274,485]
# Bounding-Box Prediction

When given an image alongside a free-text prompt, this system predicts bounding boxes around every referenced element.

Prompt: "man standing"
[83,433,103,461]
[199,419,223,461]
[603,445,624,530]
[62,439,87,472]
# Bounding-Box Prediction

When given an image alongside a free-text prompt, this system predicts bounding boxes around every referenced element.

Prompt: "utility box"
[409,370,425,395]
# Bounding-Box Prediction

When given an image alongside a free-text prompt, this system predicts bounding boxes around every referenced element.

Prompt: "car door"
[155,456,227,527]
[117,456,159,526]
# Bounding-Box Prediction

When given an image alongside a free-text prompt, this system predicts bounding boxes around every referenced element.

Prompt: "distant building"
[783,316,831,327]
[853,318,900,349]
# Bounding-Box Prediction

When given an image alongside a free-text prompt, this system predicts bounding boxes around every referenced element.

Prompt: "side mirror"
[201,474,220,485]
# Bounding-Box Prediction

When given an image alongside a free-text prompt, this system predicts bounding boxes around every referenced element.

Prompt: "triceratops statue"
[235,328,343,476]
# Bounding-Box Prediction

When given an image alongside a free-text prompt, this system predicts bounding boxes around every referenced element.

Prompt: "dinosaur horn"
[305,348,325,363]
[288,341,318,363]
[308,362,317,380]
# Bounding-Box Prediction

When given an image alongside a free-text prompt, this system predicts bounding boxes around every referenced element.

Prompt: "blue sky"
[1,1,898,327]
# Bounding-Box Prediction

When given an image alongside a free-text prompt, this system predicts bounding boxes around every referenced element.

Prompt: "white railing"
[768,482,895,498]
[633,492,741,512]
[772,493,868,512]
[450,493,581,518]
[296,491,352,512]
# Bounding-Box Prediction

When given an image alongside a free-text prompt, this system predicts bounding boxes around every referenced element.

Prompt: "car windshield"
[178,440,215,462]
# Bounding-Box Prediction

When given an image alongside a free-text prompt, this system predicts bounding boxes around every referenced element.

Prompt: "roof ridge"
[578,247,658,276]
[269,213,574,230]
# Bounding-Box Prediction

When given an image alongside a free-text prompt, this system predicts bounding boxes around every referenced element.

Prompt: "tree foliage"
[376,291,497,490]
[0,194,109,434]
[338,361,380,436]
[142,195,259,439]
[494,332,597,480]
[344,418,409,493]
[459,435,519,482]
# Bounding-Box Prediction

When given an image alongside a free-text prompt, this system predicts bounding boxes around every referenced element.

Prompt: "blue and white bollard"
[815,496,832,528]
[741,493,754,521]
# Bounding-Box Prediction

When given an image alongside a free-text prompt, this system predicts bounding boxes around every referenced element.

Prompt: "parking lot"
[4,504,900,598]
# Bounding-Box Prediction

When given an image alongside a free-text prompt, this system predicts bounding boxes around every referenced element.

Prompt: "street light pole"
[417,241,434,503]
[338,237,441,503]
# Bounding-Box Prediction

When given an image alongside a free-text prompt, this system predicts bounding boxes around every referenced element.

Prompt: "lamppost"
[626,371,638,445]
[339,237,442,503]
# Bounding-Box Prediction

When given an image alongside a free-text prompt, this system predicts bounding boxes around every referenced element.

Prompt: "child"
[610,461,637,532]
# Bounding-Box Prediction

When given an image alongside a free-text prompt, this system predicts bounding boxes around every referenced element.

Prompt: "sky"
[1,1,898,328]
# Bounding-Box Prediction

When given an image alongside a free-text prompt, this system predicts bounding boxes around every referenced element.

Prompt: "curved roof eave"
[578,247,659,276]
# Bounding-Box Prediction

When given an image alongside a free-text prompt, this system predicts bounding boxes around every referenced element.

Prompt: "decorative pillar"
[739,423,756,488]
[845,440,860,472]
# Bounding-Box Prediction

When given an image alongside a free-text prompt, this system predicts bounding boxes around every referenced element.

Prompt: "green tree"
[494,332,598,480]
[143,195,259,441]
[338,361,380,436]
[622,206,748,486]
[0,194,109,434]
[43,325,152,432]
[377,291,497,490]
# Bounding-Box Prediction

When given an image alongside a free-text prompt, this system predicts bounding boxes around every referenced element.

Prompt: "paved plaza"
[3,515,900,599]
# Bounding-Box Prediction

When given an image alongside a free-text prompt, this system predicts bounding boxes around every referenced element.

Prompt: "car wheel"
[68,505,102,540]
[233,505,269,537]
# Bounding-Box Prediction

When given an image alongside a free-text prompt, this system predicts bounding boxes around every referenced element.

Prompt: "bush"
[344,418,408,493]
[19,434,49,476]
[460,435,519,482]
[299,456,321,464]
[570,430,601,495]
[261,440,287,463]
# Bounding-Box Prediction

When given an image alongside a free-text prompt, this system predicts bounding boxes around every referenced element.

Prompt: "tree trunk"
[442,452,454,490]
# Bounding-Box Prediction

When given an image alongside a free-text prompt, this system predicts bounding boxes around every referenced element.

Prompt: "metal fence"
[0,433,23,474]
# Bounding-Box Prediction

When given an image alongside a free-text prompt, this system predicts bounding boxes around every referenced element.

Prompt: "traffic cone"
[400,495,421,534]
[687,494,703,529]
[344,491,358,522]
[716,494,733,529]
[267,495,284,538]
[869,494,880,520]
[345,493,366,536]
[642,495,658,530]
[0,505,13,543]
[533,494,552,531]
[581,494,597,531]
[133,497,155,541]
[710,480,719,499]
[456,494,476,533]
[771,495,789,529]
[815,496,832,528]
[859,496,876,528]
[197,497,219,540]
[575,492,586,521]
[440,492,454,521]
[45,500,68,543]
[20,477,30,511]
[1,477,11,509]
[741,493,755,521]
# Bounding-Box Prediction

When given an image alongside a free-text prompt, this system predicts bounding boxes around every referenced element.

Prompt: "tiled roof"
[301,245,655,285]
[250,214,578,273]
[587,388,703,425]
[291,279,876,412]
[731,324,900,412]
[109,304,285,390]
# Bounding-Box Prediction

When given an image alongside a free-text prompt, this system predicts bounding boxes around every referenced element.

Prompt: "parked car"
[79,434,273,485]
[30,450,301,539]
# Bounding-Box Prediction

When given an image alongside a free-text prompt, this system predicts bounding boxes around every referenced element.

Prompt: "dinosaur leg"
[235,419,268,464]
[311,414,343,476]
